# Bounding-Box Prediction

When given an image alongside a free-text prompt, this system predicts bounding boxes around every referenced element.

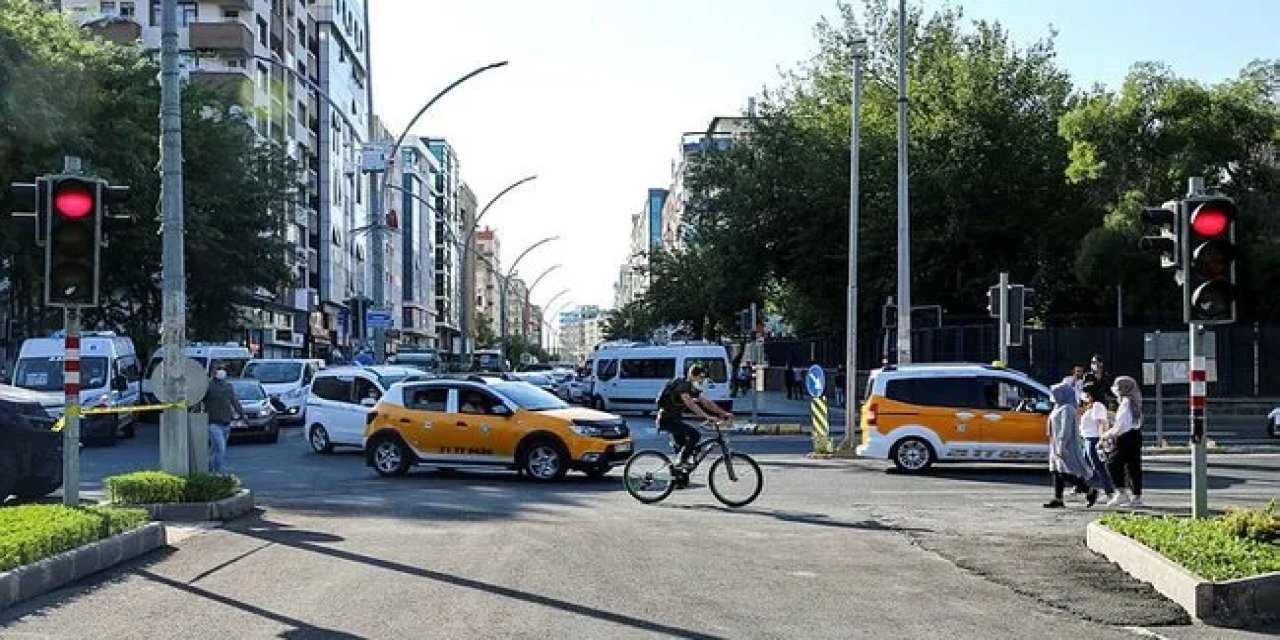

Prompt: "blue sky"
[369,1,1276,316]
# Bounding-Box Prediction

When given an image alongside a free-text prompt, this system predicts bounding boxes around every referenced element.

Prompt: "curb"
[1145,445,1280,456]
[0,522,167,611]
[1086,521,1280,627]
[134,489,255,522]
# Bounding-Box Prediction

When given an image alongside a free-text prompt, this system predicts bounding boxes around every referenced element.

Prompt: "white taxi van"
[856,363,1053,473]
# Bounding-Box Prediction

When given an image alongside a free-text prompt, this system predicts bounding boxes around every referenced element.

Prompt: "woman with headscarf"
[1044,382,1099,508]
[1104,375,1145,508]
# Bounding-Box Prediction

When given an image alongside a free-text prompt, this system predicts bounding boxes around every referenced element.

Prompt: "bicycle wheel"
[708,452,763,508]
[623,450,677,504]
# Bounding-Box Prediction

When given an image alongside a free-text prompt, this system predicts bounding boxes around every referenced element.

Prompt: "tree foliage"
[602,299,656,341]
[639,0,1280,333]
[0,0,300,351]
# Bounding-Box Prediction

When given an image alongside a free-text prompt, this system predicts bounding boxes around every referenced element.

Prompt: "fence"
[764,324,1280,398]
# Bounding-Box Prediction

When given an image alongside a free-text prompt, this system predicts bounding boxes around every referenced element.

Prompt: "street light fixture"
[500,236,559,345]
[461,174,538,363]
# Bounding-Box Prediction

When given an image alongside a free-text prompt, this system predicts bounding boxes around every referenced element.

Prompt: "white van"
[12,332,142,441]
[305,365,433,453]
[242,358,324,425]
[588,342,732,414]
[141,343,253,405]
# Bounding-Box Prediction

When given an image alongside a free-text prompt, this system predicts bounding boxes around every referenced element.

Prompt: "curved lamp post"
[460,174,538,363]
[499,236,559,345]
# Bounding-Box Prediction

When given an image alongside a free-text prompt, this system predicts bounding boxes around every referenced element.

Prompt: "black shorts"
[658,417,701,448]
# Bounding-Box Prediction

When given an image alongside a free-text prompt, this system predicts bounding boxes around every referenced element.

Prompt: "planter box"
[0,522,166,610]
[136,489,254,522]
[1087,521,1280,627]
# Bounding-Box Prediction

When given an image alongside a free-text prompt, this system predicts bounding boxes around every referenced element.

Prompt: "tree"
[1061,61,1280,322]
[1,0,300,350]
[602,300,656,341]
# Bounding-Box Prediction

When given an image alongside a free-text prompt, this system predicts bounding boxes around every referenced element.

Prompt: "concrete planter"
[135,489,254,522]
[1087,521,1280,627]
[0,522,166,610]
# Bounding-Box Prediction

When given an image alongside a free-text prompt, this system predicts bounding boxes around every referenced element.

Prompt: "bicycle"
[623,419,764,507]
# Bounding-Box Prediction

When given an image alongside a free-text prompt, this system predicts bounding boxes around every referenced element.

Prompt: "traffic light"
[1184,196,1237,324]
[1139,201,1183,281]
[45,176,102,307]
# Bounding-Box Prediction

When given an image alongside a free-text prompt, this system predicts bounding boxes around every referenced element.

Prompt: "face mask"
[215,370,227,380]
[693,379,707,391]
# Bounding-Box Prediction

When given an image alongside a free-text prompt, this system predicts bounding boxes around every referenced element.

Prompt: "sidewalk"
[732,389,849,418]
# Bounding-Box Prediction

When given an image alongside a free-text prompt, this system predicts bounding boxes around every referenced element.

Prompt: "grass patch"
[105,471,241,505]
[0,505,149,572]
[1102,503,1280,581]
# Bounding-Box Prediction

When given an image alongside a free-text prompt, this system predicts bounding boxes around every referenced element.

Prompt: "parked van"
[141,343,253,405]
[856,363,1052,473]
[242,358,324,425]
[589,342,732,414]
[12,332,142,443]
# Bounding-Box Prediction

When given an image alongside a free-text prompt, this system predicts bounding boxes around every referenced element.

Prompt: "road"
[2,419,1277,638]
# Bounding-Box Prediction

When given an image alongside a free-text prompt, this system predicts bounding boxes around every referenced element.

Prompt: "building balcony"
[89,19,142,45]
[189,21,255,56]
[221,0,253,10]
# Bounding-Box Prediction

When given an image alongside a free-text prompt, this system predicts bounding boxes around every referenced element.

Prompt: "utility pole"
[1187,176,1208,518]
[895,0,913,364]
[158,0,190,475]
[997,272,1009,364]
[845,36,866,437]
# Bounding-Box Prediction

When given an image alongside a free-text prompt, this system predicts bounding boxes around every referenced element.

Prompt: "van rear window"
[884,377,980,408]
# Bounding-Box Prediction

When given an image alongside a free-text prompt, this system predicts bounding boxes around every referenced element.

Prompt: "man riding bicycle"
[656,364,734,469]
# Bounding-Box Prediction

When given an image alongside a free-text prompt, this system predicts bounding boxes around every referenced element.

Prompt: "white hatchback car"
[305,366,433,453]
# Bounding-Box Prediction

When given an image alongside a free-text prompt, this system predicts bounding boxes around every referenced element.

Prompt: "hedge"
[104,471,241,505]
[0,505,149,572]
[1102,503,1280,581]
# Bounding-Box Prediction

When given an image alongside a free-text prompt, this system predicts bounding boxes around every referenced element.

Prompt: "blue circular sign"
[805,365,826,398]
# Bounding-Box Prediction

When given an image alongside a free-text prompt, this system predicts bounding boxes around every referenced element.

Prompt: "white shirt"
[1079,402,1108,438]
[1113,397,1140,435]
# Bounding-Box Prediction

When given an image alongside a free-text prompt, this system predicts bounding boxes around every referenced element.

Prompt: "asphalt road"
[3,419,1278,638]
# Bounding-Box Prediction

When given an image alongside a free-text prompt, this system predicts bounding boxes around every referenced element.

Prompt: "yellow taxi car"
[856,363,1053,473]
[363,377,633,481]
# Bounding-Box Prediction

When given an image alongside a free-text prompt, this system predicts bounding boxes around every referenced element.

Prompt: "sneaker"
[1106,493,1129,508]
[1086,489,1099,508]
[1042,500,1065,509]
[1129,497,1145,508]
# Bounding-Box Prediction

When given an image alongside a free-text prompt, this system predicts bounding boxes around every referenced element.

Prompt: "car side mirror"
[111,376,128,392]
[360,397,378,408]
[491,405,513,418]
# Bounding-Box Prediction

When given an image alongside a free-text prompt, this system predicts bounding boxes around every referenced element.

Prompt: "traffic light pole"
[159,0,190,475]
[997,272,1009,364]
[61,308,80,507]
[1187,176,1208,518]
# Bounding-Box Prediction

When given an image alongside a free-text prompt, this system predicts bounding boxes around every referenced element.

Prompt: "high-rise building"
[614,187,667,307]
[504,277,528,340]
[458,183,478,355]
[474,227,503,343]
[558,305,603,364]
[56,0,334,358]
[398,138,439,348]
[663,115,752,254]
[425,138,464,355]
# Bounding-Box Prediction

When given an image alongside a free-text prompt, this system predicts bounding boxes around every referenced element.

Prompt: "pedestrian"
[1060,364,1085,403]
[1104,376,1145,508]
[1078,388,1117,501]
[737,362,753,397]
[203,366,244,475]
[835,364,848,408]
[783,360,795,400]
[1083,354,1116,410]
[1044,382,1099,508]
[792,364,806,399]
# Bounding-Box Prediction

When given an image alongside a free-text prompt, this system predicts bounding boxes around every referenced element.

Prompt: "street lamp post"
[460,175,538,364]
[372,61,509,363]
[522,264,562,340]
[499,236,559,347]
[843,36,867,447]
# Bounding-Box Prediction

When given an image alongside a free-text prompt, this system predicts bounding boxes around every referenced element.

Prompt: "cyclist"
[656,364,734,470]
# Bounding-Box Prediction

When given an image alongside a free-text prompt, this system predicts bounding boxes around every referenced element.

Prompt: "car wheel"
[369,436,411,477]
[308,424,334,454]
[520,439,568,482]
[263,427,280,444]
[891,437,936,473]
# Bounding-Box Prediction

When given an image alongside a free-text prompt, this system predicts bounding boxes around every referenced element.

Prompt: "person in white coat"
[1104,376,1144,508]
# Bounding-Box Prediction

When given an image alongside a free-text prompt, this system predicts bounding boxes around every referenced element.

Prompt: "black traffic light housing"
[45,175,102,307]
[1138,201,1183,280]
[1183,196,1237,325]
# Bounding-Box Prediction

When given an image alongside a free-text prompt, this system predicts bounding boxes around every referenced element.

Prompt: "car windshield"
[244,362,302,384]
[230,380,267,401]
[492,382,568,411]
[14,357,110,392]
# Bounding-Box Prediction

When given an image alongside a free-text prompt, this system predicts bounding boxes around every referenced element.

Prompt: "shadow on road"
[658,503,932,533]
[897,466,1247,491]
[228,514,725,640]
[0,546,176,626]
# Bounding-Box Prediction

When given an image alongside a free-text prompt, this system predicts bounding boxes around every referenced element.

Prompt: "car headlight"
[284,387,308,399]
[571,422,604,437]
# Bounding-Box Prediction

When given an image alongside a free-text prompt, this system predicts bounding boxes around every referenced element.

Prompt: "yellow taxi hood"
[535,407,623,423]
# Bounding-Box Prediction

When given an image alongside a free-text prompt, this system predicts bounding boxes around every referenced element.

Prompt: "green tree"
[473,311,498,348]
[602,299,656,341]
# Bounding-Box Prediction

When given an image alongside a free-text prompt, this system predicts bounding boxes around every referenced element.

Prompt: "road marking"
[788,570,818,578]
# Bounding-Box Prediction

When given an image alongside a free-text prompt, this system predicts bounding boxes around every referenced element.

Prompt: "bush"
[1219,500,1280,544]
[104,471,241,505]
[0,505,148,572]
[1102,512,1280,581]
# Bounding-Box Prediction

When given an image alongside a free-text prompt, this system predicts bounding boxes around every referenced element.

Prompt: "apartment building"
[474,227,503,344]
[662,115,753,254]
[398,138,440,348]
[425,138,464,355]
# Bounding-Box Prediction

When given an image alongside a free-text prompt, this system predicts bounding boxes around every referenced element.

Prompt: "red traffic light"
[1190,204,1230,237]
[53,184,95,219]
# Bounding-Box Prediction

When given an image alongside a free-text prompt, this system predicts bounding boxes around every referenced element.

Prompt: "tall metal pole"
[998,272,1009,364]
[894,0,913,364]
[62,308,80,506]
[845,38,866,440]
[159,0,190,475]
[1187,176,1208,518]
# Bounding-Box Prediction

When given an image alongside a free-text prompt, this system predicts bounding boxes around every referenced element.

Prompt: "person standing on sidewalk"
[783,360,796,400]
[204,366,244,475]
[1104,376,1145,508]
[1078,388,1116,501]
[1044,382,1098,508]
[834,365,848,408]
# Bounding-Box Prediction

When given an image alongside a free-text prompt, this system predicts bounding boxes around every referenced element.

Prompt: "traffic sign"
[365,309,392,329]
[147,357,210,405]
[805,365,825,398]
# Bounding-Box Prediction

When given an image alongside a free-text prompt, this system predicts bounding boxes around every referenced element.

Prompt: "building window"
[120,2,136,18]
[223,10,239,19]
[151,2,196,27]
[100,1,116,14]
[257,16,268,47]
